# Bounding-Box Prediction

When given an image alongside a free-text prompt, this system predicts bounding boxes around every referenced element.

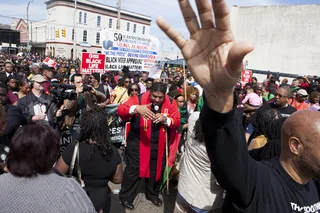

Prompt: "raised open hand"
[157,0,253,104]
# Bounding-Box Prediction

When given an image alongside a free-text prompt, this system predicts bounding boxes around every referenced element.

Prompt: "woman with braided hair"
[250,117,287,161]
[248,109,282,150]
[55,108,123,213]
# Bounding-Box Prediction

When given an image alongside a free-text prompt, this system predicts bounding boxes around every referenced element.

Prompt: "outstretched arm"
[157,0,264,209]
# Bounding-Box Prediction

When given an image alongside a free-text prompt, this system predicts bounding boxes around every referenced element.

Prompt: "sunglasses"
[131,88,139,91]
[125,81,130,83]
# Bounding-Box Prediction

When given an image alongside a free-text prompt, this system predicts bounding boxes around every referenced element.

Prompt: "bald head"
[281,110,320,180]
[282,110,320,150]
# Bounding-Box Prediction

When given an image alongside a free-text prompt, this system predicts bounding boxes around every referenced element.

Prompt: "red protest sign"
[81,52,106,74]
[241,69,253,87]
[43,57,57,68]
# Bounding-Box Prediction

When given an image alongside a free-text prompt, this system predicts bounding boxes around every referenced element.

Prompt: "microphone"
[152,104,160,114]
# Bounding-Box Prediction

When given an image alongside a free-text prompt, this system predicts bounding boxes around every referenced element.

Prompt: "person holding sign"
[117,82,180,209]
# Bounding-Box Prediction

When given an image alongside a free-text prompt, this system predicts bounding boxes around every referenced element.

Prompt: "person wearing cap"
[17,74,61,127]
[42,64,54,94]
[291,89,310,111]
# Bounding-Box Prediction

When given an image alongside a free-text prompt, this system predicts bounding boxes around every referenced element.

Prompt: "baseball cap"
[31,74,47,83]
[297,89,308,96]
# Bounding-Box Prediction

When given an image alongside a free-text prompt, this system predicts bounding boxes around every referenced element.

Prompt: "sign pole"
[73,0,77,61]
[183,60,187,100]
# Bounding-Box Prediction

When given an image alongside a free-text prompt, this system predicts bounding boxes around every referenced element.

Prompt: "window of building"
[142,26,146,34]
[109,18,112,28]
[127,22,130,31]
[84,12,87,24]
[97,16,101,27]
[96,32,100,44]
[79,11,82,23]
[83,30,87,42]
[72,28,74,40]
[133,24,137,33]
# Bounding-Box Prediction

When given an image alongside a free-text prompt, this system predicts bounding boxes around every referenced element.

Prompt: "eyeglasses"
[125,81,130,83]
[131,88,139,91]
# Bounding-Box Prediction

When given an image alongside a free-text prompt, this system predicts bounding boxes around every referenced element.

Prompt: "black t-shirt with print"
[201,101,320,213]
[251,102,297,128]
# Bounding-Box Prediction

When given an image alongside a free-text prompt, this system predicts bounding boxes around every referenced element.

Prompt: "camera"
[50,83,92,107]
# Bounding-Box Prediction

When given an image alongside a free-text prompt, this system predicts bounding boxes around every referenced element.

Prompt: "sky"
[0,0,318,52]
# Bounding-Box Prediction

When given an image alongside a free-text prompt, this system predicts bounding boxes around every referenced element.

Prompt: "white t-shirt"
[177,112,225,210]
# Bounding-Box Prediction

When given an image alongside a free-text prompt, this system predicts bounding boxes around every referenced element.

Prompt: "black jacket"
[0,104,22,146]
[17,92,57,127]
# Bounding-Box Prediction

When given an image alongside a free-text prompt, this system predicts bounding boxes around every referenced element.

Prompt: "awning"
[166,58,185,66]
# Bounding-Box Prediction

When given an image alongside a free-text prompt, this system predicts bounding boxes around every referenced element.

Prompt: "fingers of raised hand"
[227,41,254,77]
[156,17,186,49]
[195,0,215,29]
[212,0,231,31]
[179,0,200,35]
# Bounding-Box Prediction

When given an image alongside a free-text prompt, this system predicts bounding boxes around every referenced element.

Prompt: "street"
[109,180,178,213]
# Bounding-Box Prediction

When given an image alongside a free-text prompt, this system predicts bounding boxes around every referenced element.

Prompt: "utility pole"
[117,0,121,30]
[26,0,33,52]
[73,0,77,61]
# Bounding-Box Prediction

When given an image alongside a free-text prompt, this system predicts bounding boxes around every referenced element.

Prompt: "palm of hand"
[182,29,236,93]
[157,0,253,96]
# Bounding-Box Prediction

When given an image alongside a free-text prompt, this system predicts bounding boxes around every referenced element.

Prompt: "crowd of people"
[0,0,320,212]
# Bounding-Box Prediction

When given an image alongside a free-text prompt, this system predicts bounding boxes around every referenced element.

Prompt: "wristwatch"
[163,114,168,124]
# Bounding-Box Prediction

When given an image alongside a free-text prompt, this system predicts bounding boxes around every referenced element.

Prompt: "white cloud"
[0,0,280,52]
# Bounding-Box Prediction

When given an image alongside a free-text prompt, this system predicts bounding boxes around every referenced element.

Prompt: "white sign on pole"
[101,29,160,72]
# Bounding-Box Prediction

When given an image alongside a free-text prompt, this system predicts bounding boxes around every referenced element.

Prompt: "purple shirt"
[7,90,18,105]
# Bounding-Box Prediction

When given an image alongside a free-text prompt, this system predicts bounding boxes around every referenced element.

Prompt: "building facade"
[30,0,152,58]
[230,4,320,80]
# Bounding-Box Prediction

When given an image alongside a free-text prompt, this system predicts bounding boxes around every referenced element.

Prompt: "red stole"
[139,92,170,181]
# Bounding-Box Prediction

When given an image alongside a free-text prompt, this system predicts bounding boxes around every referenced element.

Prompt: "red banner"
[81,52,106,74]
[241,69,253,87]
[43,57,57,68]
